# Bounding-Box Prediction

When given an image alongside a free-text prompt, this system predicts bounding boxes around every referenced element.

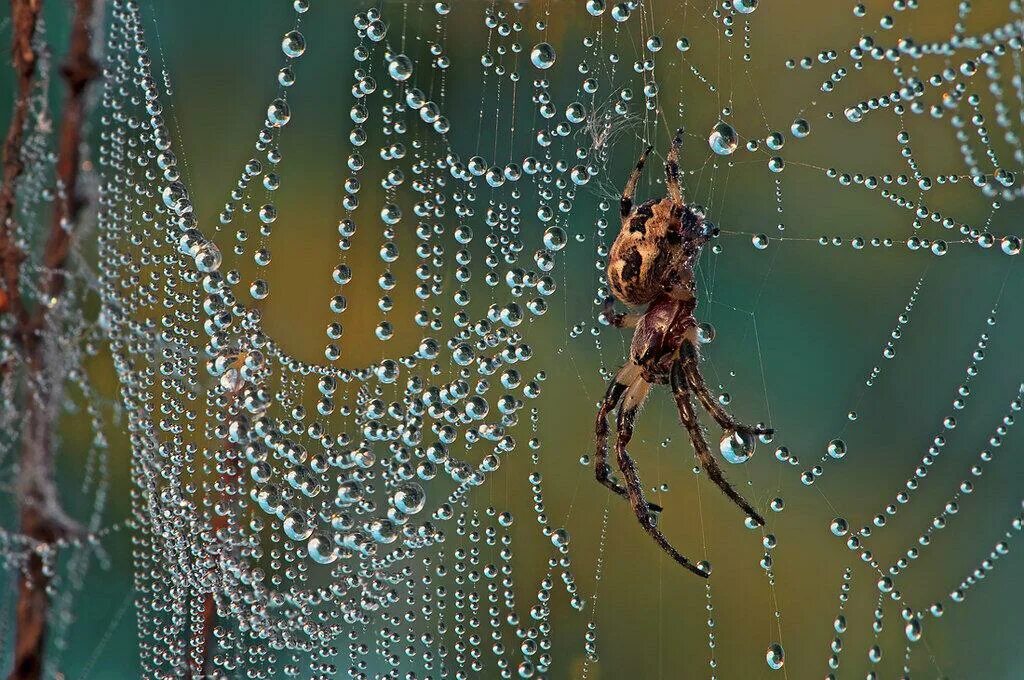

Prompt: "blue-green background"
[2,1,1023,677]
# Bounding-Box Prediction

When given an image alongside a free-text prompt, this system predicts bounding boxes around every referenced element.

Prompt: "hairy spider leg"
[595,379,629,501]
[620,144,654,218]
[594,363,662,512]
[671,361,767,527]
[614,378,709,577]
[679,340,774,438]
[665,127,684,206]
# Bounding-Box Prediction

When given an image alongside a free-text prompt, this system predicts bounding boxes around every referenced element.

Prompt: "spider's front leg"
[620,144,653,218]
[600,297,641,329]
[665,127,684,206]
[679,339,773,438]
[671,361,767,527]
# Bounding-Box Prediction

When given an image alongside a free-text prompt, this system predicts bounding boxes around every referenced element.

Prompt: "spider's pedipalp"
[601,297,641,329]
[620,144,653,218]
[671,361,767,527]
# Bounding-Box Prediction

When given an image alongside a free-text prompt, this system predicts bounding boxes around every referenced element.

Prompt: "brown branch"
[35,0,98,315]
[1,1,44,674]
[9,1,102,679]
[0,0,42,328]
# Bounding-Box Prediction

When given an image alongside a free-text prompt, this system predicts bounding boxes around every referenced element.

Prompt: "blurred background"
[2,0,1024,677]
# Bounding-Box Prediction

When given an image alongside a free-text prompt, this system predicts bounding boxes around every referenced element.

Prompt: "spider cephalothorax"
[596,128,772,578]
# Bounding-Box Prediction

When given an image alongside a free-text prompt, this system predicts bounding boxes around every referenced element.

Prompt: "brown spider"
[595,128,773,578]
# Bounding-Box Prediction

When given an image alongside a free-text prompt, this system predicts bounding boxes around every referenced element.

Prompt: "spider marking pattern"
[595,128,774,578]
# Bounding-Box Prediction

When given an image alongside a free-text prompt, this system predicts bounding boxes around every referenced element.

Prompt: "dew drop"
[281,30,306,58]
[530,43,556,70]
[720,430,755,464]
[388,54,413,81]
[708,122,738,155]
[791,118,811,138]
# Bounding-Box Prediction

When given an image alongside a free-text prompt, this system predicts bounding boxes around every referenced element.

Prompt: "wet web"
[7,0,1024,678]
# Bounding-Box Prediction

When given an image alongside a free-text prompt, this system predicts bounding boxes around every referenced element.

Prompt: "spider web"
[41,0,1024,678]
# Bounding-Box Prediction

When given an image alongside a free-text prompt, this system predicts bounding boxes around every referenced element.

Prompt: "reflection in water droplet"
[388,54,413,81]
[281,30,305,58]
[720,430,756,464]
[708,122,738,155]
[531,42,556,69]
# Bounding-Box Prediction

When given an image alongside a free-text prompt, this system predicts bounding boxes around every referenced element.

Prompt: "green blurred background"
[3,0,1024,677]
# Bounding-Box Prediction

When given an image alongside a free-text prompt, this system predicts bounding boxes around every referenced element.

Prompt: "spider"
[595,128,773,578]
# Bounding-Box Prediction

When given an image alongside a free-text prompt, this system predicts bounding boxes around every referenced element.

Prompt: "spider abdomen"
[630,296,697,380]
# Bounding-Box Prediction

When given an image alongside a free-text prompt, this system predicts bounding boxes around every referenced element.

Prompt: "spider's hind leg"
[671,360,767,526]
[665,127,684,206]
[621,144,653,218]
[614,378,708,577]
[594,363,660,513]
[679,340,773,438]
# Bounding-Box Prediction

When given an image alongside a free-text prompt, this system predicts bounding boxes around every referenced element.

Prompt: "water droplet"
[543,226,567,251]
[281,30,306,58]
[827,438,847,459]
[791,118,811,138]
[530,43,556,70]
[697,322,716,344]
[388,54,413,81]
[766,642,784,670]
[708,122,738,155]
[267,98,291,127]
[720,430,756,464]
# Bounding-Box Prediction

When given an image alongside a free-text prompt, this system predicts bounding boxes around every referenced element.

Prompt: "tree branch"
[8,1,102,678]
[35,0,98,314]
[0,0,43,328]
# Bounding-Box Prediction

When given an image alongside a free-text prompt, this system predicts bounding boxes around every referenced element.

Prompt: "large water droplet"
[720,430,755,464]
[530,43,556,69]
[281,30,306,58]
[709,122,738,155]
[388,54,413,81]
[791,118,811,138]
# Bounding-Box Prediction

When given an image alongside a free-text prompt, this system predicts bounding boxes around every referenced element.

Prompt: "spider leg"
[671,360,767,527]
[594,363,661,513]
[679,340,773,437]
[614,379,708,577]
[601,297,641,329]
[665,127,684,206]
[620,144,654,218]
